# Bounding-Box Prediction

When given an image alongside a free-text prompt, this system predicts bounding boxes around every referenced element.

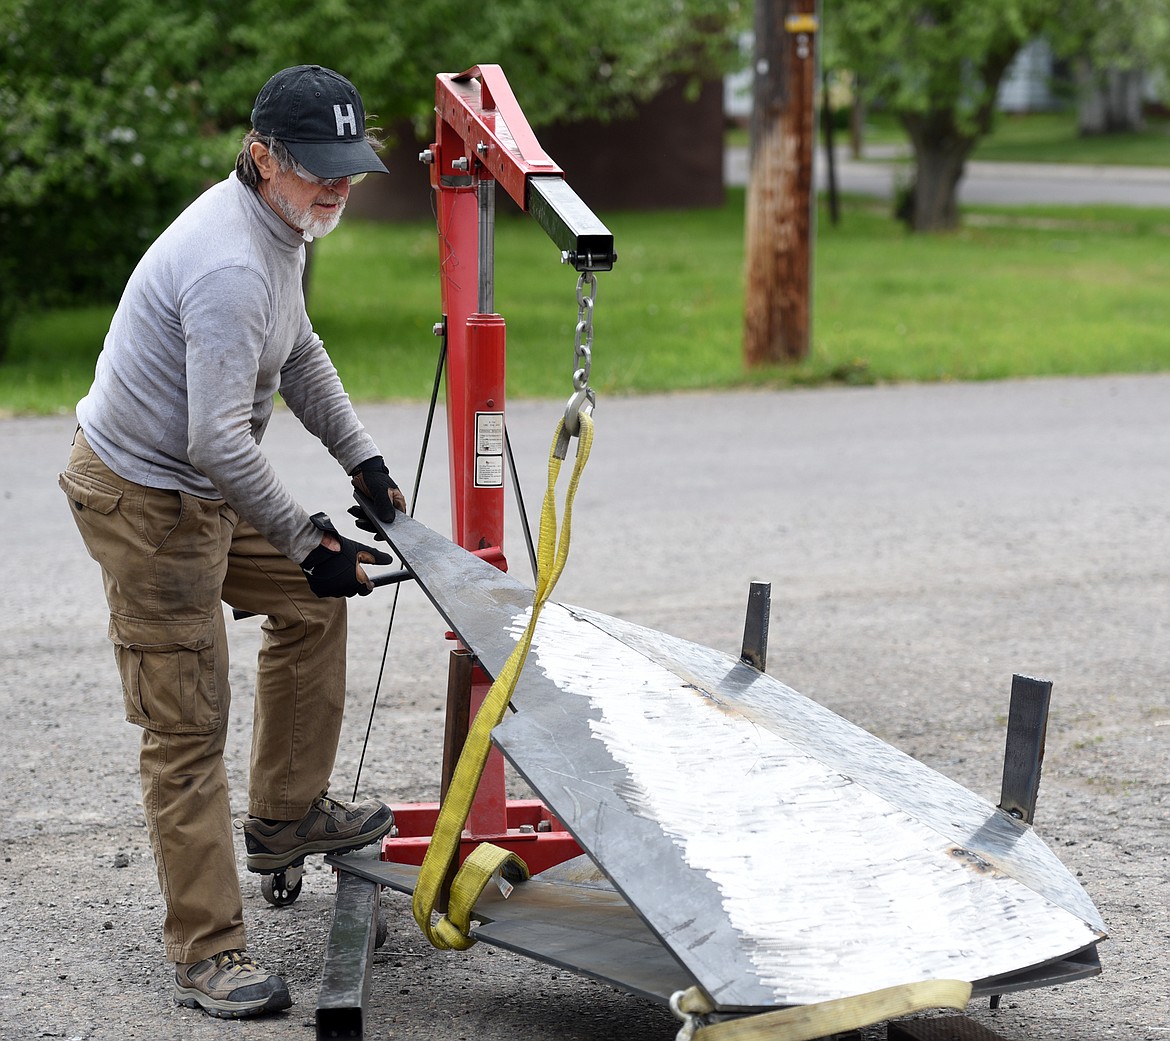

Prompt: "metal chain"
[558,271,599,458]
[572,271,597,392]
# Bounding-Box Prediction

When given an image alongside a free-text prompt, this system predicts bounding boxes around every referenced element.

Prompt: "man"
[58,65,407,1019]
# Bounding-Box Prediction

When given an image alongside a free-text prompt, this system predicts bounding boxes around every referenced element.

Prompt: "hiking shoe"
[174,950,291,1018]
[239,793,395,873]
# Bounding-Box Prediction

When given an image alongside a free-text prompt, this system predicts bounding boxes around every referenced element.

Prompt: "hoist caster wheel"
[261,867,303,907]
[375,911,388,949]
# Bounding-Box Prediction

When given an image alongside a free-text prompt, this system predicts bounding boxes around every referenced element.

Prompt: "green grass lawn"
[7,179,1170,416]
[842,108,1170,165]
[972,111,1170,166]
[814,201,1170,381]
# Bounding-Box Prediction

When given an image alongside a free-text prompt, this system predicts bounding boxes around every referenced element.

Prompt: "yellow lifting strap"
[411,412,595,951]
[670,979,973,1041]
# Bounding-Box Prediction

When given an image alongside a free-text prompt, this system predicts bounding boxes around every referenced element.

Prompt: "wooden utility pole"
[743,0,818,366]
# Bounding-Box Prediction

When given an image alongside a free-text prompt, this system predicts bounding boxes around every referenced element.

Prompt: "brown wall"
[347,77,724,223]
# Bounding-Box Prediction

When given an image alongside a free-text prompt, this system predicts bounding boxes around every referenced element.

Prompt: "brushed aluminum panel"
[370,514,1106,1011]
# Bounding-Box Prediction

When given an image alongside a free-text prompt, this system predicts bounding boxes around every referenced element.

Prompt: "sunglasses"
[291,160,367,188]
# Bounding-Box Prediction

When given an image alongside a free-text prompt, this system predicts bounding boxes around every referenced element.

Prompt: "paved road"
[725,144,1170,207]
[4,376,1169,1040]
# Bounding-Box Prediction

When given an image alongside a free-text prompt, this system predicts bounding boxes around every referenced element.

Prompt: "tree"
[0,0,251,360]
[227,0,744,134]
[0,0,743,357]
[833,0,1057,232]
[1050,0,1170,134]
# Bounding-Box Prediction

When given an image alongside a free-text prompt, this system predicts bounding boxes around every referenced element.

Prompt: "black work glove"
[349,455,406,538]
[351,456,406,521]
[300,513,393,599]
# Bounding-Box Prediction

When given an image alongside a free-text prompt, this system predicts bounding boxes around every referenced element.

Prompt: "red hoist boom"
[380,66,615,874]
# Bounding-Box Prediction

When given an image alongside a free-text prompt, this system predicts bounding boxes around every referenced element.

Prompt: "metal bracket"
[998,674,1053,825]
[739,581,771,671]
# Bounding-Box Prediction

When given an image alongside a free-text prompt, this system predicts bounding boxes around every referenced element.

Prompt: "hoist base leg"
[315,869,381,1041]
[379,649,582,876]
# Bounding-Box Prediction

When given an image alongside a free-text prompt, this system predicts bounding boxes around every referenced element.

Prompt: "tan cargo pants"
[60,429,348,964]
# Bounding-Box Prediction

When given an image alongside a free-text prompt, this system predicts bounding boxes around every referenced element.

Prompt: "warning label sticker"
[474,412,505,488]
[475,455,504,487]
[476,412,504,454]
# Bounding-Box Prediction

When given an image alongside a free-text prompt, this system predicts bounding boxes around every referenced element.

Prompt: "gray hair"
[235,130,295,188]
[235,126,386,187]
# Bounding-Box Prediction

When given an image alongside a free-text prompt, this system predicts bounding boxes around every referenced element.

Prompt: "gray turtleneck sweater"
[77,173,378,563]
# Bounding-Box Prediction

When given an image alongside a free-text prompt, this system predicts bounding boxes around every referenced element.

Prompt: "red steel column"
[432,110,510,837]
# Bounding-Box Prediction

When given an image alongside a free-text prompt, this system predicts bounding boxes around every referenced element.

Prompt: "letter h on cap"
[335,104,357,137]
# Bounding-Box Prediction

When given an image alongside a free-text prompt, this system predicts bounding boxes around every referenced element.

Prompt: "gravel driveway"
[3,376,1167,1040]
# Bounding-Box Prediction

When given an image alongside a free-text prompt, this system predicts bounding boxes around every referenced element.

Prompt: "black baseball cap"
[251,65,389,179]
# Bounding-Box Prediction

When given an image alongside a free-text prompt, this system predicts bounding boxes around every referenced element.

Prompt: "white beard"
[271,182,345,239]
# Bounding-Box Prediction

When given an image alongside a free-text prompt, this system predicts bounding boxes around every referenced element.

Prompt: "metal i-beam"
[528,177,616,271]
[315,871,380,1040]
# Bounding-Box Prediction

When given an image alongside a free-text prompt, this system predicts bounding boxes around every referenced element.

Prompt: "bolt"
[418,149,434,165]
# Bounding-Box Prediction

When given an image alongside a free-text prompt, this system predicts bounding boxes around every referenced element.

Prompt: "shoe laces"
[214,950,257,973]
[315,793,351,819]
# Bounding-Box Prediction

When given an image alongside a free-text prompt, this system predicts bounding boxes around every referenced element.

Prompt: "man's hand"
[350,456,406,523]
[301,513,392,599]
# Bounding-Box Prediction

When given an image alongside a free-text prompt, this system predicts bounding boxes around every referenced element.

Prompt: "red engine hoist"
[314,66,616,1038]
[380,64,615,874]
